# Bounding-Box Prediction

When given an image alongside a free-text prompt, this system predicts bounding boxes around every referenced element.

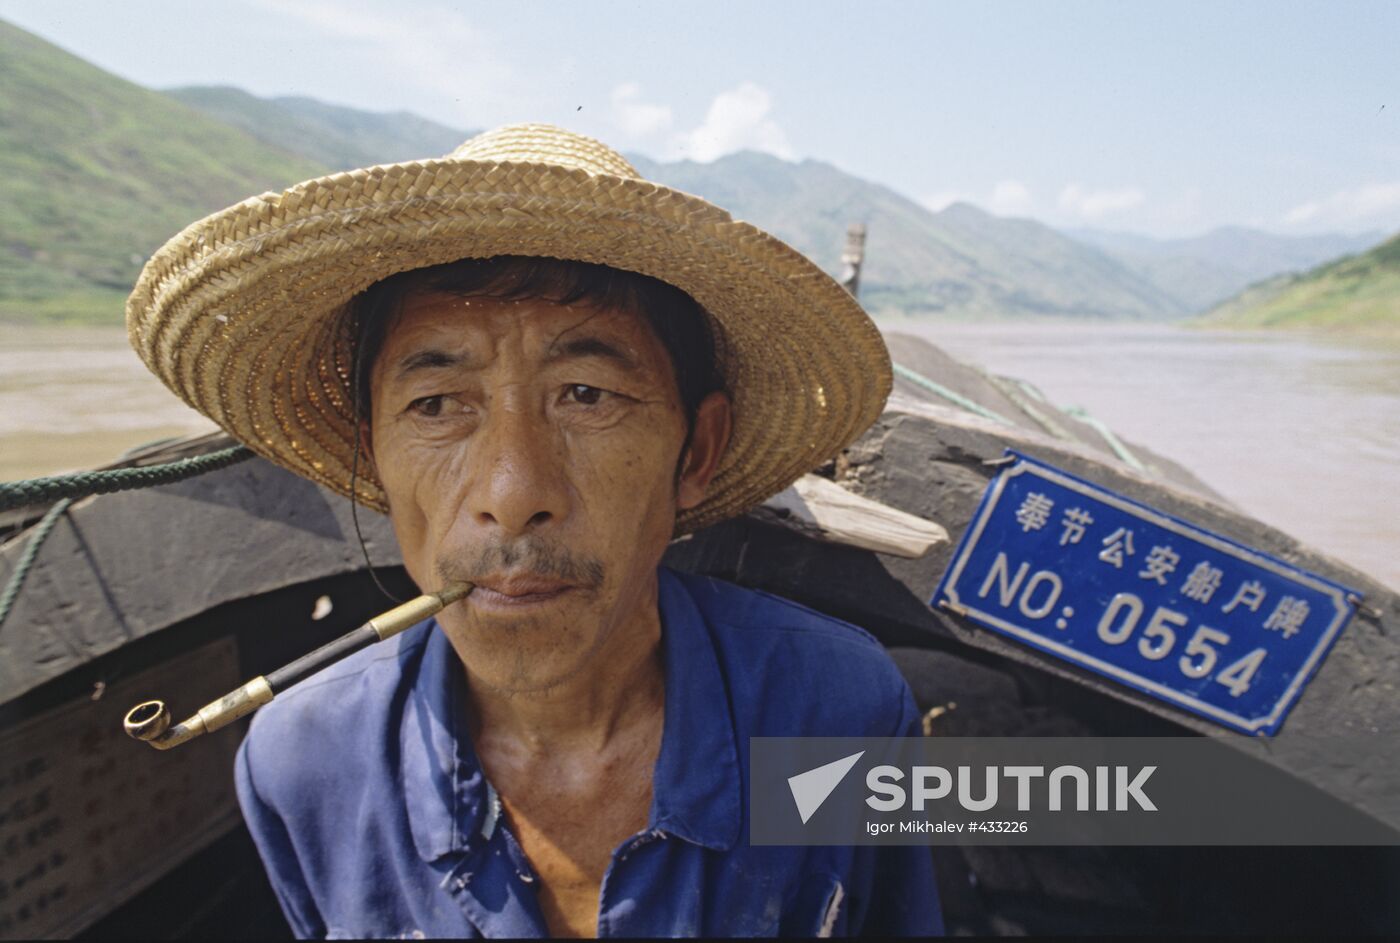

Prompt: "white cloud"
[1282,182,1400,229]
[609,83,673,138]
[669,82,794,162]
[920,182,1032,215]
[988,179,1034,215]
[920,190,974,212]
[1058,184,1146,220]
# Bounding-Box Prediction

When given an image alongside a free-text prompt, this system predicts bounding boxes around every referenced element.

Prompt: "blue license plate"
[933,451,1361,736]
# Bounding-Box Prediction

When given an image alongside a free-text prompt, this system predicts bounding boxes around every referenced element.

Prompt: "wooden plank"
[755,474,948,558]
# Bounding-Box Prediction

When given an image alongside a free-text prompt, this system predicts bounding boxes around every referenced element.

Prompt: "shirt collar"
[649,566,742,851]
[400,566,742,863]
[401,621,487,863]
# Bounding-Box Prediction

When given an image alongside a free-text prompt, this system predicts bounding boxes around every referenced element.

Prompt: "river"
[3,321,1398,590]
[884,320,1400,590]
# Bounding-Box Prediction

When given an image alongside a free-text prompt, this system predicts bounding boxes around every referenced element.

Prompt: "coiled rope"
[0,445,252,513]
[0,444,254,629]
[0,498,73,630]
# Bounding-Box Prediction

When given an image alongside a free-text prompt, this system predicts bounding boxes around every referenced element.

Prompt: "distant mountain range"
[1068,226,1384,313]
[1,17,1393,328]
[165,86,472,172]
[1198,232,1400,333]
[631,153,1183,320]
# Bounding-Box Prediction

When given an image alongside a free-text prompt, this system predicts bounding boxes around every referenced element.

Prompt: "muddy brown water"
[0,325,217,484]
[3,321,1397,590]
[887,320,1400,591]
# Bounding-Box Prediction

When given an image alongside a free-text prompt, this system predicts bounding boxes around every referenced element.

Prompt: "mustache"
[435,536,606,589]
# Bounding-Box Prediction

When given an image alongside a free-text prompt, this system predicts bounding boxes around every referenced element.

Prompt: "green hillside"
[1199,233,1400,334]
[0,21,328,323]
[632,152,1182,320]
[166,86,471,170]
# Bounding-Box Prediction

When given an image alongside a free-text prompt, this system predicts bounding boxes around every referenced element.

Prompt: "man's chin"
[452,632,603,697]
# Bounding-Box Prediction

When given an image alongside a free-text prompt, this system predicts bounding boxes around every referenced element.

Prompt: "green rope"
[891,361,1150,475]
[983,373,1076,443]
[1002,378,1150,472]
[1010,377,1052,405]
[0,443,256,630]
[1062,406,1149,473]
[0,498,73,629]
[0,444,253,513]
[892,363,1014,426]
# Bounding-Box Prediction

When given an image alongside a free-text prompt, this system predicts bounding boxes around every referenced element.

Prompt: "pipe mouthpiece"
[437,581,474,605]
[125,700,171,741]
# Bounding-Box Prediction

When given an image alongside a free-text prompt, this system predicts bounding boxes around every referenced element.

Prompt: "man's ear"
[676,391,732,511]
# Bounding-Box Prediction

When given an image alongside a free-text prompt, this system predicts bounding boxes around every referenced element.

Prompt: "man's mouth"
[468,574,576,610]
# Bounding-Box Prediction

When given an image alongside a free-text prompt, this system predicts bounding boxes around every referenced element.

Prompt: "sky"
[4,0,1397,239]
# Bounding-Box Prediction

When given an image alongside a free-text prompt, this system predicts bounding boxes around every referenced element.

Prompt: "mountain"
[1069,226,1385,312]
[0,21,328,322]
[1198,232,1400,333]
[631,152,1182,320]
[160,96,1180,320]
[2,17,1301,326]
[166,86,472,171]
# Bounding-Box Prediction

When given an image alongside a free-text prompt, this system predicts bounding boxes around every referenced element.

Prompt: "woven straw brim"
[126,158,891,533]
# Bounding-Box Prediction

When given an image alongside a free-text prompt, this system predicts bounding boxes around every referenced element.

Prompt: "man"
[127,124,942,937]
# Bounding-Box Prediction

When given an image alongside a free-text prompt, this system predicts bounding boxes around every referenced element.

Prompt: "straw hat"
[126,124,892,532]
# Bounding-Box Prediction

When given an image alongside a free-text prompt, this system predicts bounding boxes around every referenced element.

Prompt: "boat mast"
[840,222,867,298]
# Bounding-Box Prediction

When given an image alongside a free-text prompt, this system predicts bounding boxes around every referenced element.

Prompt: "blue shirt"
[235,567,943,938]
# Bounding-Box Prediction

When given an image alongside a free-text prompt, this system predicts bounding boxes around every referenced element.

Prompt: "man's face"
[366,289,728,693]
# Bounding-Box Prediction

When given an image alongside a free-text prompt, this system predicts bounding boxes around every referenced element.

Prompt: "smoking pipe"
[123,582,474,750]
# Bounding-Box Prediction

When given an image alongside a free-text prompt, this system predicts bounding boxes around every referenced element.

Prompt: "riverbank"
[0,324,215,481]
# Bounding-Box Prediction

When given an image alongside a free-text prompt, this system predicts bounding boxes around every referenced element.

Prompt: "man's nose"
[464,402,570,536]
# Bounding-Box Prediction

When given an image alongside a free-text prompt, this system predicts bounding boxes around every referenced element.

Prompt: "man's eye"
[563,384,607,405]
[408,395,446,417]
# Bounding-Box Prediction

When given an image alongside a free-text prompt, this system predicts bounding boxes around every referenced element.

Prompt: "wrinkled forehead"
[373,289,675,382]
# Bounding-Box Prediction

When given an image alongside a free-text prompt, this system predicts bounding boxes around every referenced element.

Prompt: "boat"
[2,253,1398,936]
